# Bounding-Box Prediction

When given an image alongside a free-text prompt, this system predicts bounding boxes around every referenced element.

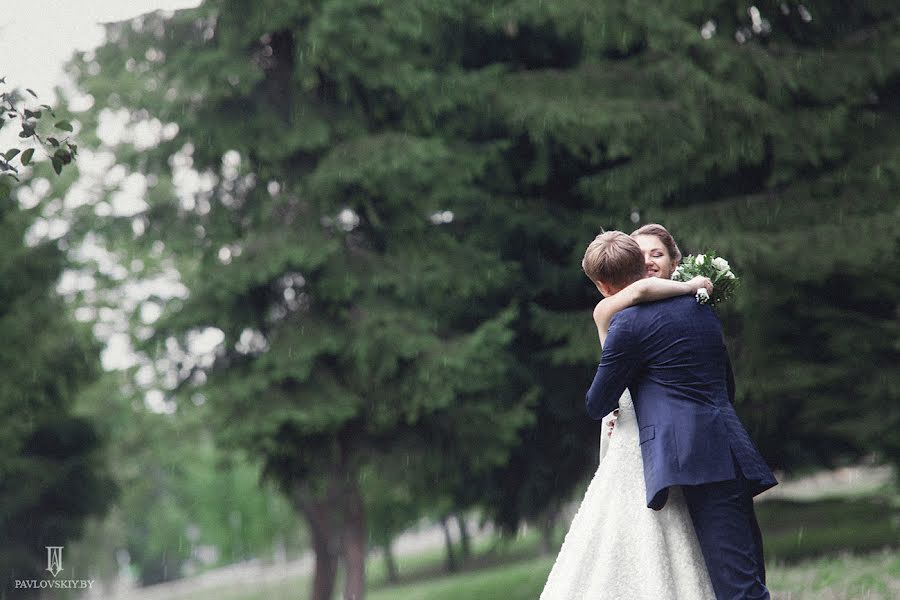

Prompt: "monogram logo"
[46,546,64,578]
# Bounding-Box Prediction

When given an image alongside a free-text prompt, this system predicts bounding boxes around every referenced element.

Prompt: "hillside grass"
[142,488,900,600]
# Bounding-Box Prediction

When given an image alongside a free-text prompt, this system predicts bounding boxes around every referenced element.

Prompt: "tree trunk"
[454,513,471,561]
[539,509,557,556]
[382,540,399,584]
[342,482,367,600]
[298,496,340,600]
[440,516,458,573]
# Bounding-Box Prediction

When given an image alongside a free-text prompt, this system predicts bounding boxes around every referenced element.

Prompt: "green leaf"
[54,120,74,132]
[4,148,20,160]
[20,148,34,166]
[47,137,60,147]
[24,109,41,119]
[26,88,37,98]
[51,156,62,174]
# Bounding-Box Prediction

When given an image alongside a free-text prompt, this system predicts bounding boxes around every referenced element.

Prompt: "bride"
[540,224,717,599]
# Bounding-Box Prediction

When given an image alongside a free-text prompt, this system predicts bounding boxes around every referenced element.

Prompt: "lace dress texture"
[540,390,715,599]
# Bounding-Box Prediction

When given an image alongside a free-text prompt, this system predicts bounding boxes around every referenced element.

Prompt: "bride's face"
[634,234,676,279]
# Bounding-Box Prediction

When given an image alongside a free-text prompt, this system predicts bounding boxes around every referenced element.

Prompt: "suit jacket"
[586,295,777,509]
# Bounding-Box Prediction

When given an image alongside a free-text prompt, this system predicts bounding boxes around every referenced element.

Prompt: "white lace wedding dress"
[540,390,715,599]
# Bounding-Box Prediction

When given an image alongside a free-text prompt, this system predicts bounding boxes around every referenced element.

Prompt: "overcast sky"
[0,0,201,100]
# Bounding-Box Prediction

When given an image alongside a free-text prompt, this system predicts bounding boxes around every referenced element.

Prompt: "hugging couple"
[540,225,777,600]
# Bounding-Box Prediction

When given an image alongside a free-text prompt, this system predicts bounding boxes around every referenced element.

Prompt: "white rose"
[695,288,710,304]
[695,254,706,266]
[724,271,736,279]
[712,257,730,272]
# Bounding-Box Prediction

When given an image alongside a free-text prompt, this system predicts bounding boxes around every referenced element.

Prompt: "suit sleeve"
[585,315,639,420]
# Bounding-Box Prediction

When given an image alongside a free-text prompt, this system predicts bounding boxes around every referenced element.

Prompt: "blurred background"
[1,1,897,599]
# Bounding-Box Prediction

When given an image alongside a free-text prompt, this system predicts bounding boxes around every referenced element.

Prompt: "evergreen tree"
[65,4,531,598]
[466,0,900,524]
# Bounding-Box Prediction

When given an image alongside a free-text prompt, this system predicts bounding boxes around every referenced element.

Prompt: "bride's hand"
[687,275,713,295]
[606,409,619,437]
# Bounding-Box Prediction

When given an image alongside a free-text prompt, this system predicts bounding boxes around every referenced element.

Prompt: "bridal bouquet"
[671,252,738,306]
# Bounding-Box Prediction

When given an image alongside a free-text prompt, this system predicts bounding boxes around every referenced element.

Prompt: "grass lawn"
[181,544,899,600]
[140,491,900,600]
[368,556,553,600]
[204,550,898,600]
[367,551,900,600]
[756,493,900,562]
[767,550,900,599]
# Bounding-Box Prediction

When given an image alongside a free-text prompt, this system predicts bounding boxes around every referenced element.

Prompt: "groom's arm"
[585,315,639,420]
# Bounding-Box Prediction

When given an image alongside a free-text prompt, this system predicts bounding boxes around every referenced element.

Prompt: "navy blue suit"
[586,295,777,599]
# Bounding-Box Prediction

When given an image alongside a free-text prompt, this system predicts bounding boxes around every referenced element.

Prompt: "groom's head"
[582,231,645,297]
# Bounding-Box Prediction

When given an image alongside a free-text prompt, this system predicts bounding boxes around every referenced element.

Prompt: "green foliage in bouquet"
[672,252,738,307]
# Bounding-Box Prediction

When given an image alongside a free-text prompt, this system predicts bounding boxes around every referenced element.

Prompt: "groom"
[584,231,777,600]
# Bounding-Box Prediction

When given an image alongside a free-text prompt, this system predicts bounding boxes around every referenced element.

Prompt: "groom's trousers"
[682,462,769,600]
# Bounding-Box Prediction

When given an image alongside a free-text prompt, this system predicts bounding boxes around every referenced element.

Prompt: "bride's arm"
[593,276,712,345]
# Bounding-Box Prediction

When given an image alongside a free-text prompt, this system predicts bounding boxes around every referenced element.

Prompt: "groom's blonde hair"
[582,231,645,288]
